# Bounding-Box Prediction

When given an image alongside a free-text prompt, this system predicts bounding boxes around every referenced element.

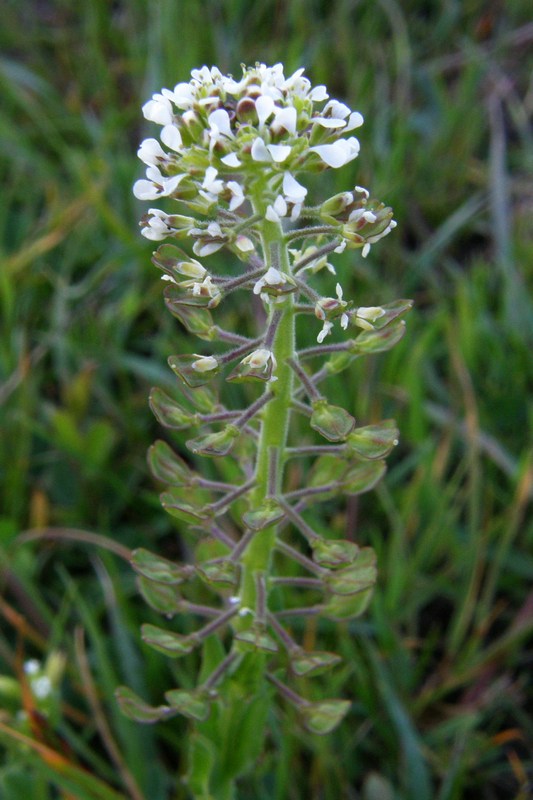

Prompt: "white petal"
[267,144,291,163]
[235,235,254,252]
[344,111,364,131]
[194,241,224,257]
[251,137,271,162]
[208,108,233,138]
[161,125,183,151]
[255,95,275,126]
[272,106,297,134]
[162,174,184,196]
[282,172,307,203]
[309,85,329,101]
[172,82,195,108]
[133,179,160,200]
[141,226,166,240]
[221,153,242,167]
[265,205,280,223]
[290,202,302,221]
[309,142,348,168]
[142,96,173,126]
[137,138,167,165]
[317,321,333,343]
[324,100,351,120]
[362,243,371,258]
[264,267,283,284]
[273,195,288,217]
[312,117,346,129]
[309,138,360,169]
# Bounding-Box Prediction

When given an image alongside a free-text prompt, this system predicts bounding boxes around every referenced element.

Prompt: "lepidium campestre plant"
[117,63,412,798]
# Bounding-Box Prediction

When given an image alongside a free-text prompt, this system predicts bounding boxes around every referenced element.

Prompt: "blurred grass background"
[1,1,532,798]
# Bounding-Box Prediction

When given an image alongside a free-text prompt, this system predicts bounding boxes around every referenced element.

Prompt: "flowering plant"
[118,63,411,797]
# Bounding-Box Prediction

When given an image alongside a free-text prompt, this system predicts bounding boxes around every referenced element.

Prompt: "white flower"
[191,355,218,373]
[133,167,185,200]
[137,138,169,166]
[191,275,220,299]
[140,209,173,240]
[309,137,360,168]
[172,82,195,109]
[265,195,288,223]
[24,659,41,675]
[241,348,277,372]
[31,676,52,700]
[142,93,173,125]
[253,266,285,295]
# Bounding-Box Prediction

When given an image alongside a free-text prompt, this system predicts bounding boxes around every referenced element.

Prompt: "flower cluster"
[122,64,411,774]
[134,62,395,260]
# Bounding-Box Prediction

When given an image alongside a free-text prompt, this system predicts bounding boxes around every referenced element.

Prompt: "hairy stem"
[236,200,295,631]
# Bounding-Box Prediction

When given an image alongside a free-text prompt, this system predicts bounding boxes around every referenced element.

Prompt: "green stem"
[238,203,295,620]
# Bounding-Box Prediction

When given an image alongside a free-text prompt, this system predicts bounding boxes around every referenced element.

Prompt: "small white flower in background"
[24,659,41,676]
[31,676,52,700]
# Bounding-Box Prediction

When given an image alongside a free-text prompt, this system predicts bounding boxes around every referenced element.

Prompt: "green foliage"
[1,1,532,799]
